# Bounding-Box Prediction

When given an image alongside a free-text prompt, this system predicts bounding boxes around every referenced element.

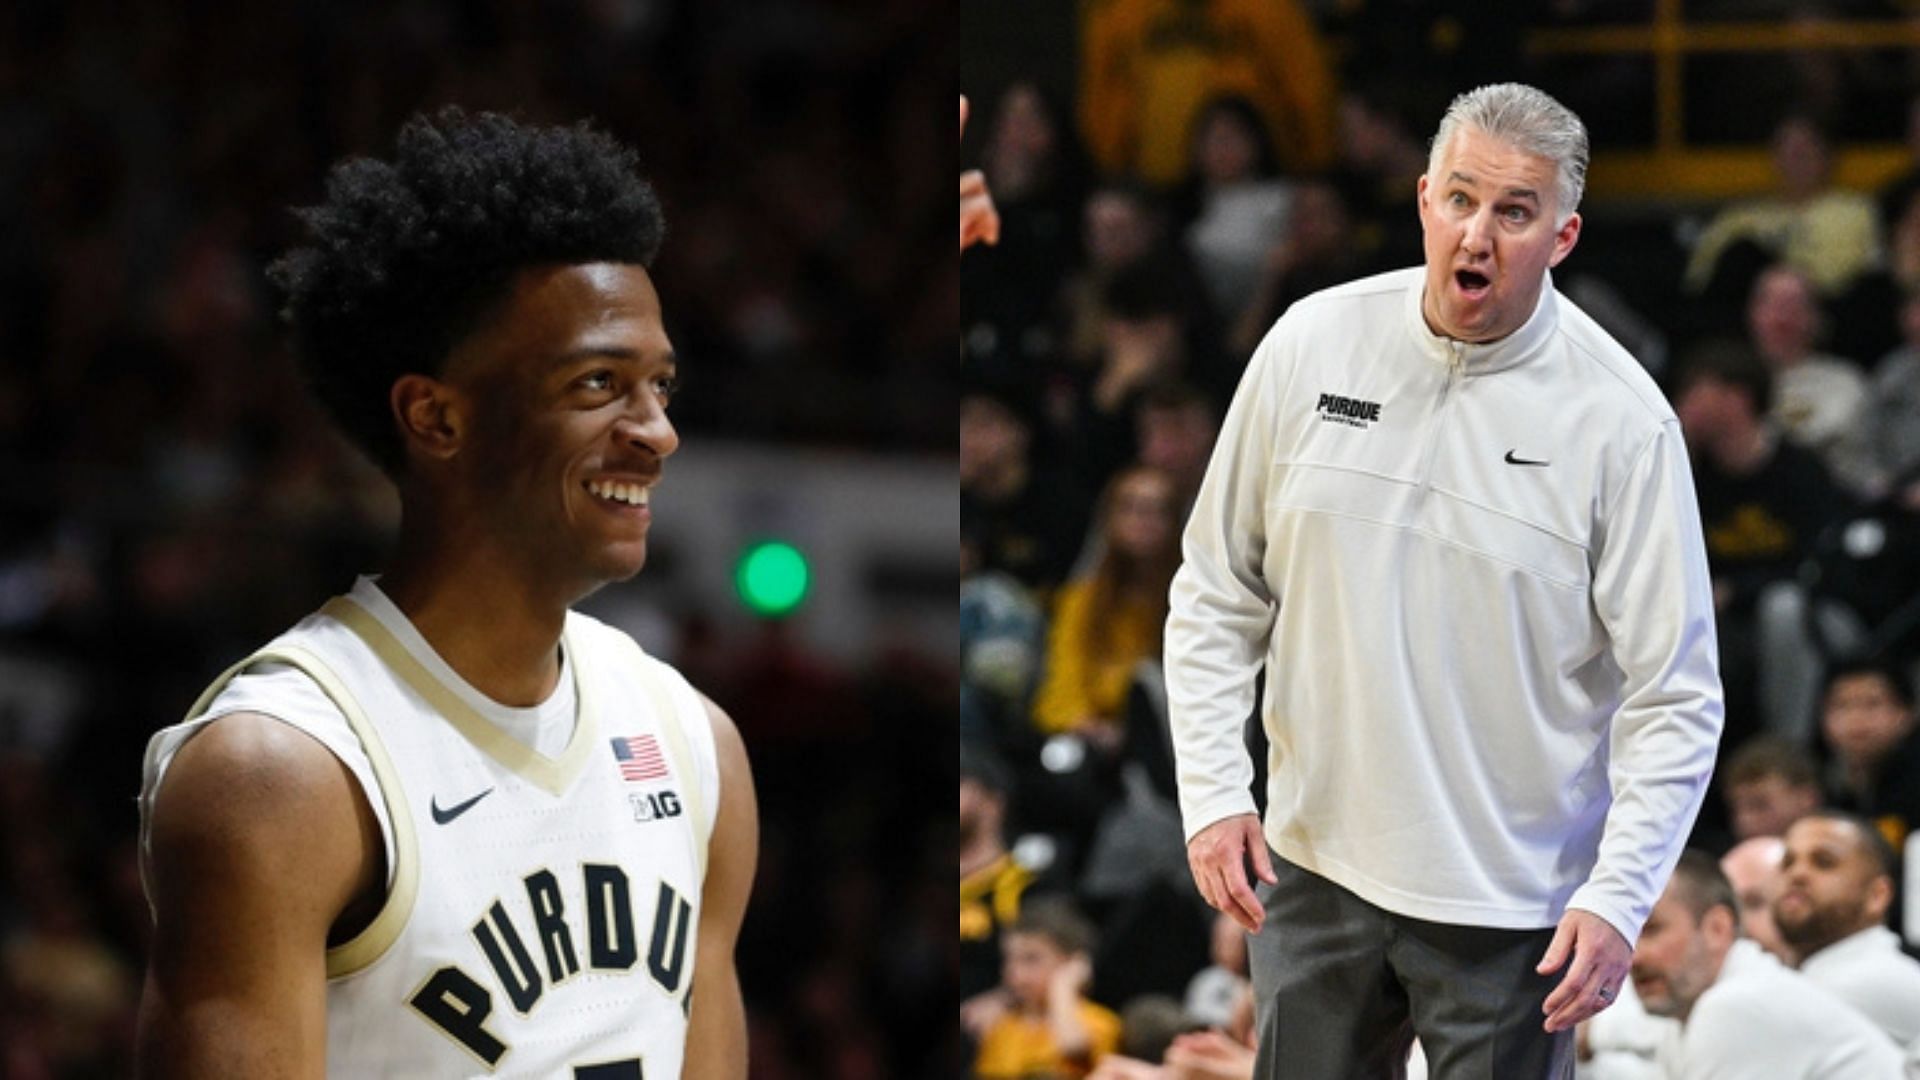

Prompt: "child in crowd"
[971,900,1125,1079]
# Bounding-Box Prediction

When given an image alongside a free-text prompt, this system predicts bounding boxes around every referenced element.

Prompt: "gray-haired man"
[1166,83,1723,1076]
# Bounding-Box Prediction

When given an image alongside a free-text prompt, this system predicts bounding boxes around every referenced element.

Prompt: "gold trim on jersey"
[608,634,710,884]
[178,642,422,979]
[322,596,598,797]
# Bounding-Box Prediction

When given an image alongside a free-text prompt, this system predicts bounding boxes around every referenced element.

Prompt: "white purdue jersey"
[138,578,720,1079]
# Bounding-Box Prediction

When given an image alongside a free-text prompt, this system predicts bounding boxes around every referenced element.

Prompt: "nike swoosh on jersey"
[430,787,495,824]
[1504,450,1549,466]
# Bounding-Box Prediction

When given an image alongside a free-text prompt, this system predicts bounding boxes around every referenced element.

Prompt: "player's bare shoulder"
[146,711,381,924]
[138,712,384,1079]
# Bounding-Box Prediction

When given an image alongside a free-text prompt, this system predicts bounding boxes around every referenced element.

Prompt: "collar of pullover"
[1404,269,1558,375]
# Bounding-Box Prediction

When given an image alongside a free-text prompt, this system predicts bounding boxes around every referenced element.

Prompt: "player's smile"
[581,474,658,522]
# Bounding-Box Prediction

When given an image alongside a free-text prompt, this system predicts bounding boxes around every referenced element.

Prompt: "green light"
[735,540,810,616]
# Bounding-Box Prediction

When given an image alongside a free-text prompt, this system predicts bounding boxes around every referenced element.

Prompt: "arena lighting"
[734,540,811,617]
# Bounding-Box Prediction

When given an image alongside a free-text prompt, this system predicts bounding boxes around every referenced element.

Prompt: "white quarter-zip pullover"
[1167,266,1723,941]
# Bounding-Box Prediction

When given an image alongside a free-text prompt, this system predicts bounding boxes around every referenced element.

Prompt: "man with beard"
[1628,851,1899,1078]
[1775,811,1920,1045]
[1577,838,1795,1079]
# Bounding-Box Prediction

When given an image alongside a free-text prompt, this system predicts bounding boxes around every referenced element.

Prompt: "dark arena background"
[0,2,955,1077]
[962,1,1920,1076]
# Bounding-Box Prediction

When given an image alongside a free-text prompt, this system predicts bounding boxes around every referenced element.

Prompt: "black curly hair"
[269,107,666,475]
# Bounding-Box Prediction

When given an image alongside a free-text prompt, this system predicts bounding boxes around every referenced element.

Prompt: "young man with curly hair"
[135,109,757,1079]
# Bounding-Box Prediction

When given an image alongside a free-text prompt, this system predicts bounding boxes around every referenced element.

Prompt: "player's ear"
[392,374,466,462]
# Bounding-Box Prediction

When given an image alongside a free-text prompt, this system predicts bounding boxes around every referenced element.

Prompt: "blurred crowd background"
[0,1,956,1078]
[962,1,1920,1076]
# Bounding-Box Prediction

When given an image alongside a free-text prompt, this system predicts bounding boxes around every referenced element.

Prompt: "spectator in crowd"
[1859,285,1920,508]
[982,82,1093,230]
[1227,178,1379,360]
[1178,96,1292,324]
[961,743,1052,1001]
[1722,835,1794,963]
[1116,994,1199,1064]
[1823,187,1919,367]
[1033,466,1181,754]
[961,381,1092,597]
[1078,0,1336,186]
[961,82,1090,384]
[1330,90,1427,272]
[1820,659,1920,850]
[961,530,1047,744]
[1723,736,1824,841]
[1673,340,1852,743]
[1181,912,1250,1030]
[1776,811,1920,1045]
[1060,181,1176,369]
[970,899,1124,1079]
[1744,264,1875,495]
[1132,383,1219,511]
[1629,851,1902,1078]
[1686,113,1882,304]
[1070,267,1203,487]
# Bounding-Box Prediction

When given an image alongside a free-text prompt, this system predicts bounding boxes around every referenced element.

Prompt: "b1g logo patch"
[629,790,683,824]
[1316,392,1383,430]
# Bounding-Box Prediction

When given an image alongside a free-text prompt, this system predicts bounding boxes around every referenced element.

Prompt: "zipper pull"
[1449,339,1467,373]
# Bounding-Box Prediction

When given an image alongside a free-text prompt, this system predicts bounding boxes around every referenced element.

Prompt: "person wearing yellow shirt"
[972,901,1125,1079]
[1079,0,1336,186]
[1031,466,1180,751]
[1686,114,1882,300]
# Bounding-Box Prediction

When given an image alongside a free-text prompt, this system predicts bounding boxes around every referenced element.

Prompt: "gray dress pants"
[1248,856,1574,1079]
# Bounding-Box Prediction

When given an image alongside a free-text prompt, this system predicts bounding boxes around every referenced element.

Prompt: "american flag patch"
[610,735,670,783]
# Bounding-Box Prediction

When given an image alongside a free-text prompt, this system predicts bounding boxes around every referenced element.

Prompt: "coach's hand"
[1537,908,1631,1033]
[1186,814,1276,934]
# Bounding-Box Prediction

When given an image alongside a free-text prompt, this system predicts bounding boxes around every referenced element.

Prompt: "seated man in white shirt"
[1776,810,1920,1045]
[1630,850,1902,1078]
[1722,835,1795,963]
